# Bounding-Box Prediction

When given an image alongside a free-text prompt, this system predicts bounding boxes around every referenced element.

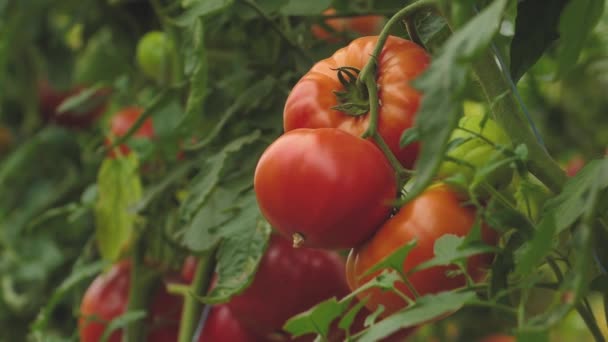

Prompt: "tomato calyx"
[331,66,370,116]
[292,232,305,248]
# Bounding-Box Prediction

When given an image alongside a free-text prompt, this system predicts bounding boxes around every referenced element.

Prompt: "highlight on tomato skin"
[345,183,498,317]
[311,8,385,43]
[254,128,397,249]
[283,35,430,169]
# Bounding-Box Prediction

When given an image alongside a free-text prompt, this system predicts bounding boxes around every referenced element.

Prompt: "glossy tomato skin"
[198,305,261,342]
[311,9,384,42]
[38,81,109,129]
[284,36,429,169]
[254,128,396,249]
[79,261,182,342]
[346,184,498,316]
[226,235,350,339]
[106,107,154,157]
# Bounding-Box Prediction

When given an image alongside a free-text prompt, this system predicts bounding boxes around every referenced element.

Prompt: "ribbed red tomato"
[79,261,182,342]
[198,305,261,342]
[106,107,154,157]
[226,235,350,340]
[283,36,429,169]
[311,9,384,42]
[346,184,498,317]
[254,128,396,249]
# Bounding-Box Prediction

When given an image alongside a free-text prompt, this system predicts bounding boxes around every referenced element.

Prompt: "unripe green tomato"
[136,31,174,82]
[438,112,512,192]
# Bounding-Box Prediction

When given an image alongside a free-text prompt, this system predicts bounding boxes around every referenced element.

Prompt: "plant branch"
[177,247,218,342]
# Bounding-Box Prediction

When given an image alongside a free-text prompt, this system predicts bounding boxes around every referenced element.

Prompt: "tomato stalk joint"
[330,66,370,116]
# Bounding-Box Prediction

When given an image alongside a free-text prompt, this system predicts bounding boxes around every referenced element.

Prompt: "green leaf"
[361,240,417,280]
[99,310,147,342]
[94,155,143,261]
[337,299,366,334]
[55,85,109,115]
[356,291,476,342]
[509,0,569,82]
[280,0,331,15]
[179,131,260,223]
[405,0,508,204]
[557,0,605,76]
[283,297,348,339]
[412,234,497,273]
[516,330,549,342]
[399,127,419,148]
[176,0,234,27]
[516,159,608,276]
[200,217,272,302]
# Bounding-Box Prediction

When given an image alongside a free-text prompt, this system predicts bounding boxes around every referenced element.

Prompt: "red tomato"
[79,261,182,342]
[479,335,515,342]
[106,107,154,157]
[38,80,110,129]
[181,256,197,283]
[283,36,429,169]
[345,184,498,316]
[226,235,350,340]
[254,128,396,249]
[311,9,384,42]
[198,305,261,342]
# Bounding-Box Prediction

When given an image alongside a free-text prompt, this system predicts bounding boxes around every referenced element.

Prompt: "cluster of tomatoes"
[254,32,503,339]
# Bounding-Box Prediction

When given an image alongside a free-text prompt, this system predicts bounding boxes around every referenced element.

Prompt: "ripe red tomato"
[79,261,182,342]
[226,235,350,340]
[198,305,261,342]
[254,128,396,249]
[38,80,110,129]
[346,184,498,316]
[283,36,429,169]
[106,107,154,157]
[311,9,384,42]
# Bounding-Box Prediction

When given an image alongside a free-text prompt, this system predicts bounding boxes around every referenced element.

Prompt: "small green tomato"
[136,31,174,82]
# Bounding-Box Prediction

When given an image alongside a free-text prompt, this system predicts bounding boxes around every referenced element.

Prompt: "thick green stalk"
[471,52,567,193]
[177,248,217,342]
[123,241,160,342]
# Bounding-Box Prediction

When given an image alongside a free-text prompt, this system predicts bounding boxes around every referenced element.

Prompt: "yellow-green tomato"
[438,113,512,191]
[136,31,173,82]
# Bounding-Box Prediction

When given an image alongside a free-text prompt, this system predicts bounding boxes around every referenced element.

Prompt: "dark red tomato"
[479,335,515,342]
[311,8,384,43]
[106,107,154,157]
[283,36,429,169]
[38,80,109,129]
[181,256,197,283]
[226,235,350,340]
[79,261,182,342]
[198,305,261,342]
[346,184,498,317]
[254,128,396,249]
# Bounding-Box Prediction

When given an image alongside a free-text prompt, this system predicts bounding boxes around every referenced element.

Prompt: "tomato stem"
[123,240,161,342]
[177,246,218,342]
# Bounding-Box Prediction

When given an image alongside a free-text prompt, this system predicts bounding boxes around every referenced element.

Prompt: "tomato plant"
[345,184,497,316]
[254,128,396,249]
[283,35,429,169]
[79,261,182,342]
